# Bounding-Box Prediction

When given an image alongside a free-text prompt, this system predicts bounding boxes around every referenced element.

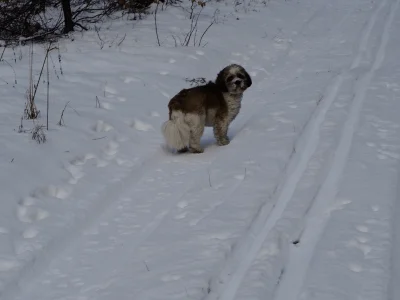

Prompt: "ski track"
[204,0,399,299]
[273,0,399,299]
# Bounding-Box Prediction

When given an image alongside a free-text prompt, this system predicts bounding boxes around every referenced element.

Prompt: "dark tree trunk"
[61,0,74,33]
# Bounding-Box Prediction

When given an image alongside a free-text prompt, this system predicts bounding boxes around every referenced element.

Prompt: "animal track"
[92,120,114,133]
[348,263,363,273]
[123,77,140,83]
[22,227,39,239]
[0,259,19,272]
[64,163,84,185]
[100,102,113,110]
[355,225,369,233]
[102,141,119,157]
[31,185,71,200]
[130,119,153,131]
[17,205,49,223]
[104,85,117,96]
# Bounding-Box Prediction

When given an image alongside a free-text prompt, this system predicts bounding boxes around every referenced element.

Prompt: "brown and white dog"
[161,64,252,153]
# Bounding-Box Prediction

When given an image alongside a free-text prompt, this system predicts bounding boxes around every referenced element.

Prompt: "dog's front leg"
[214,115,230,146]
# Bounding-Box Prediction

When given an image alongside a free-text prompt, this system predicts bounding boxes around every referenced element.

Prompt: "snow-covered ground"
[1,0,400,299]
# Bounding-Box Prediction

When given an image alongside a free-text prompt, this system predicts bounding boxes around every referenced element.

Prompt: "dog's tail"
[161,102,190,150]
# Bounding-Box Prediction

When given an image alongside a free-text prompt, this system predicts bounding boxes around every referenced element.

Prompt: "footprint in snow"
[0,259,20,272]
[64,163,85,185]
[100,102,113,110]
[161,274,181,282]
[17,204,49,223]
[348,263,363,273]
[69,153,96,167]
[92,120,114,133]
[22,227,39,239]
[102,140,119,157]
[31,185,71,200]
[104,85,118,96]
[123,77,140,84]
[130,119,153,131]
[355,225,369,233]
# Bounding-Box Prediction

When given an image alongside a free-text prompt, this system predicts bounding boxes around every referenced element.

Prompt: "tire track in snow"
[202,1,390,299]
[273,0,398,299]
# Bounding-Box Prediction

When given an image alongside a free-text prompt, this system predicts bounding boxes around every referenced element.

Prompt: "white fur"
[184,113,205,152]
[223,92,243,123]
[161,110,190,150]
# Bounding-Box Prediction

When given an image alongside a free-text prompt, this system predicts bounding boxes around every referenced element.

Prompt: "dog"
[161,64,252,153]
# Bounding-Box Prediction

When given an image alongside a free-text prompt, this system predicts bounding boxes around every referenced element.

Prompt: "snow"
[0,0,400,299]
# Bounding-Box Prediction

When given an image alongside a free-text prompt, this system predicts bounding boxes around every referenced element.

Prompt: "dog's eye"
[237,74,245,79]
[226,75,234,82]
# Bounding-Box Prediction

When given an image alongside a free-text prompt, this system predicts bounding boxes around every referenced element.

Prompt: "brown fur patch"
[168,82,228,118]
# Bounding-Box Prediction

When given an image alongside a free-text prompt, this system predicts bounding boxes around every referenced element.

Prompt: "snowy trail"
[1,0,400,299]
[274,1,399,299]
[205,0,400,299]
[203,0,390,299]
[2,0,335,298]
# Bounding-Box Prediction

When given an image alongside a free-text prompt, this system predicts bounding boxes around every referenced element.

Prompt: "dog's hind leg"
[185,113,205,153]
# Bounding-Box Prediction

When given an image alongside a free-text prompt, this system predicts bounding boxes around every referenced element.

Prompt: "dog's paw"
[189,147,204,154]
[217,137,230,146]
[177,147,189,153]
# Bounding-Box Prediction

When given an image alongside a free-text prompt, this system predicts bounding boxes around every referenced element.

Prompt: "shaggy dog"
[161,64,252,153]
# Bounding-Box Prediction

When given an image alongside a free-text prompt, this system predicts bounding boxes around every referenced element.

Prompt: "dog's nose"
[234,80,241,86]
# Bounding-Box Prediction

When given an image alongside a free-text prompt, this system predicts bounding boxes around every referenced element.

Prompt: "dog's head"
[215,64,252,95]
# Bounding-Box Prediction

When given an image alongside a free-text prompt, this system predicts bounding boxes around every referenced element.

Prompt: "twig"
[117,33,127,47]
[143,261,150,271]
[208,169,212,187]
[154,0,161,46]
[32,43,57,109]
[172,35,178,47]
[95,25,105,49]
[46,45,50,130]
[198,9,218,47]
[58,101,70,126]
[92,136,107,140]
[95,96,101,108]
[0,46,6,61]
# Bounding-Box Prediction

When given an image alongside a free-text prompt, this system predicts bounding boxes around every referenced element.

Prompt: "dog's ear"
[244,69,252,87]
[215,68,228,92]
